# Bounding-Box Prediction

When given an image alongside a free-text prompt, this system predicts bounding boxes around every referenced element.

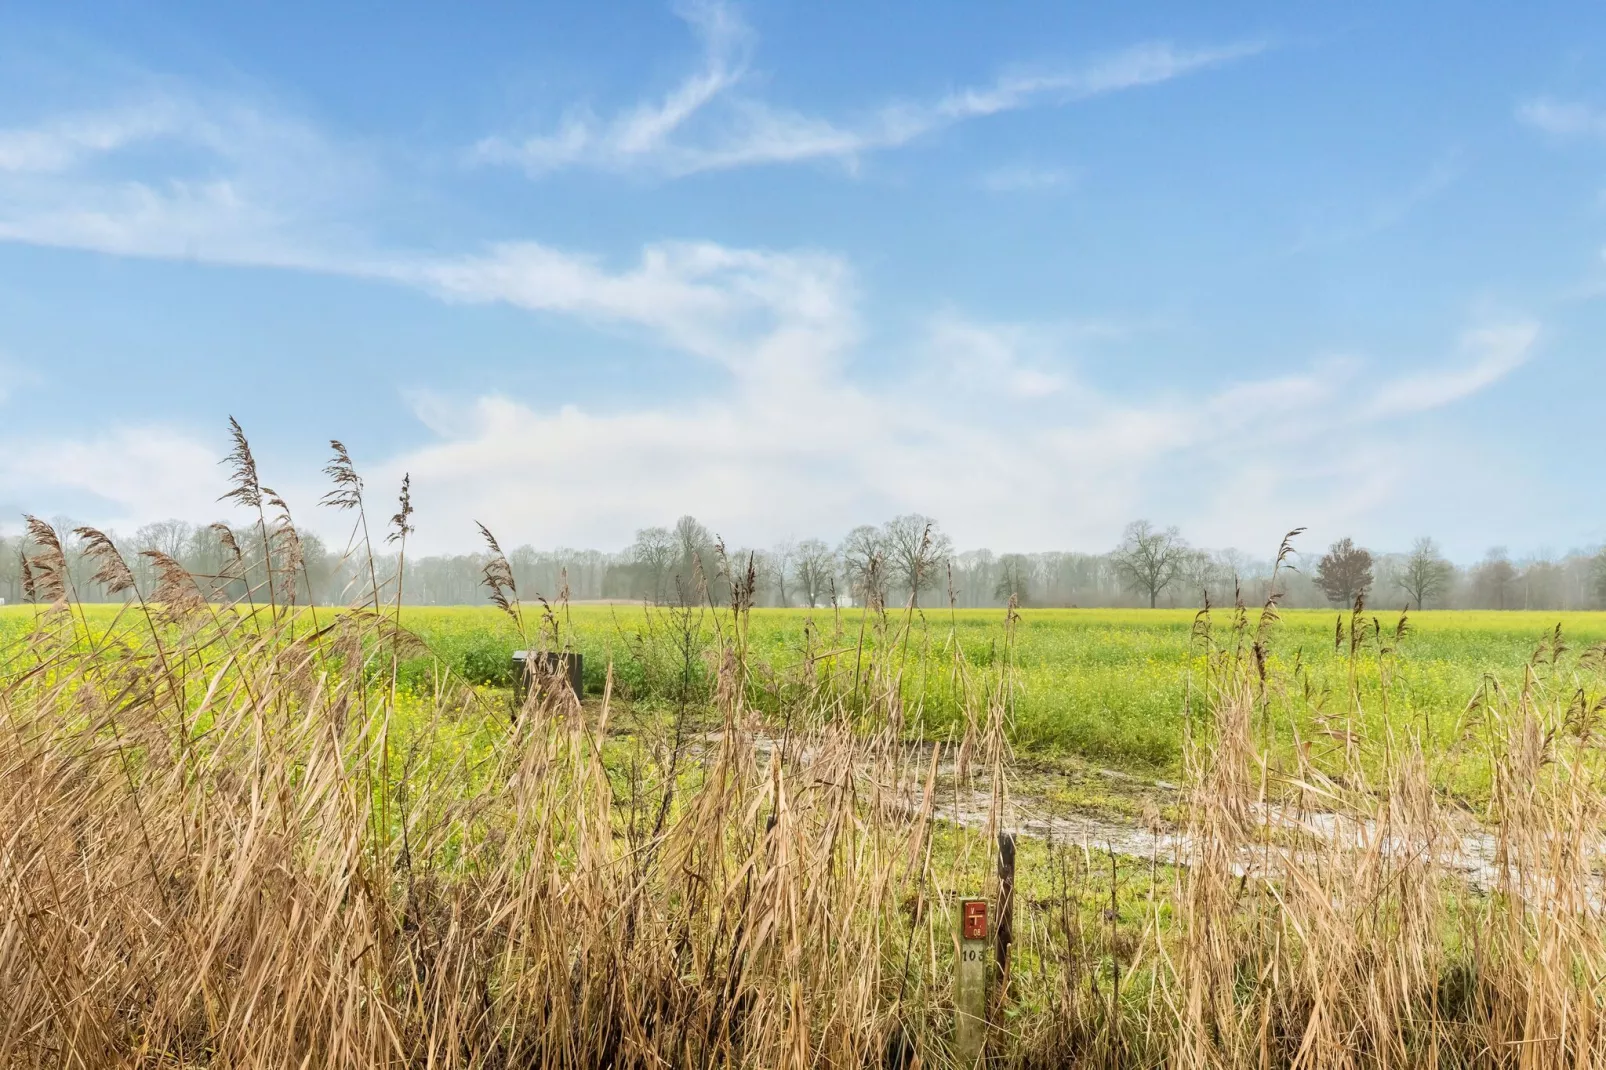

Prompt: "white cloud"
[352,250,1536,553]
[0,425,227,530]
[475,2,1264,178]
[0,232,1539,554]
[1518,98,1606,139]
[928,316,1071,398]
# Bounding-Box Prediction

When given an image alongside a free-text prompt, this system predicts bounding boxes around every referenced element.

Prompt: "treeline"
[1,513,1603,611]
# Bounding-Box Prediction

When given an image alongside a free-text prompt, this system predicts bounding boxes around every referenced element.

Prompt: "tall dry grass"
[4,430,1606,1068]
[1169,557,1606,1069]
[0,432,1027,1068]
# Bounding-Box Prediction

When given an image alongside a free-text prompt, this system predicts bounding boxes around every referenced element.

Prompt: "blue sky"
[0,1,1601,559]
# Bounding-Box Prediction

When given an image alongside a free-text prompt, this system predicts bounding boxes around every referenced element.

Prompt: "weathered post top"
[511,650,584,706]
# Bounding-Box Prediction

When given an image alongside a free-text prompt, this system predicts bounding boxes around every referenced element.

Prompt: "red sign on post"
[962,899,988,941]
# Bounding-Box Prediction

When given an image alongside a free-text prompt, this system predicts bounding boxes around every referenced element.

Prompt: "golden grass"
[6,439,1606,1067]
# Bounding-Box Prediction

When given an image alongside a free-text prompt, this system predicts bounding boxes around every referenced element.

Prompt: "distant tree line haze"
[4,512,1603,611]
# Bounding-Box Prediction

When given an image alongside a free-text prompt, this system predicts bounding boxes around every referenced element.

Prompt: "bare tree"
[41,491,1606,612]
[792,538,836,608]
[508,544,540,598]
[767,539,796,607]
[955,548,995,607]
[133,519,195,560]
[993,553,1032,605]
[673,515,713,573]
[630,526,675,604]
[0,533,20,604]
[838,525,886,607]
[1395,537,1453,610]
[881,514,953,607]
[1176,549,1224,607]
[1316,537,1374,606]
[1473,547,1518,610]
[1111,520,1187,608]
[1521,553,1563,611]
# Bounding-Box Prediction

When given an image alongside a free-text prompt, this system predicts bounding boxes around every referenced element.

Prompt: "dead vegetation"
[4,426,1606,1068]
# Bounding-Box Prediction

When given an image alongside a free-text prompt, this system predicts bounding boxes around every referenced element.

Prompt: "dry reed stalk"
[0,539,958,1067]
[9,443,1606,1068]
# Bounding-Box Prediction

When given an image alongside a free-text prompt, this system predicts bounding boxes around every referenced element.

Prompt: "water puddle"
[697,728,1606,899]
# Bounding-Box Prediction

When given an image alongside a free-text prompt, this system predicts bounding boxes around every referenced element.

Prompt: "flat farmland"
[7,601,1601,790]
[380,605,1603,764]
[9,601,1585,773]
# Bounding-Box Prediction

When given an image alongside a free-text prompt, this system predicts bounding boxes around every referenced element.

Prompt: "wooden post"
[956,898,988,1067]
[512,650,584,706]
[996,832,1015,991]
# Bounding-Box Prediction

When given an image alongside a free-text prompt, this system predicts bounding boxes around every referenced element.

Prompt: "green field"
[396,605,1606,771]
[9,601,1600,780]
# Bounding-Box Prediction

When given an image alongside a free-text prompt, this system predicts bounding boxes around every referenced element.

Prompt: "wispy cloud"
[484,1,752,176]
[1518,97,1606,139]
[0,83,857,388]
[1365,322,1538,417]
[978,164,1075,193]
[384,239,855,388]
[927,316,1074,398]
[0,101,189,174]
[0,92,376,267]
[1287,154,1461,254]
[474,2,1265,178]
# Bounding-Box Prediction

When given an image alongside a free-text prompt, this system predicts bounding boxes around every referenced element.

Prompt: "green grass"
[384,604,1606,773]
[7,602,1604,781]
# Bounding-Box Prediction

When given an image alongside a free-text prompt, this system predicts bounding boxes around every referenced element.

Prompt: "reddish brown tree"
[1316,537,1374,606]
